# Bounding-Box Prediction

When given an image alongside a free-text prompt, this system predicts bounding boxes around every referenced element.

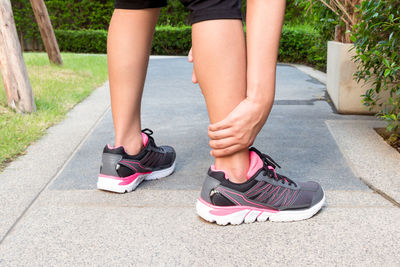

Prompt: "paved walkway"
[0,58,399,265]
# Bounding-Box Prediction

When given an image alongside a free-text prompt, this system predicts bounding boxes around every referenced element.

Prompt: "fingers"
[208,127,233,140]
[208,119,232,132]
[188,48,193,62]
[209,137,237,150]
[210,144,244,158]
[188,47,197,83]
[209,135,253,149]
[192,67,198,84]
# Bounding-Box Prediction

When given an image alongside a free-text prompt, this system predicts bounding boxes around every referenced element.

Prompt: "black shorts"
[114,0,242,25]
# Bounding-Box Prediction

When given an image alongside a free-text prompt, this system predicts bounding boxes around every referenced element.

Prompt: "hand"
[188,48,198,84]
[208,98,270,157]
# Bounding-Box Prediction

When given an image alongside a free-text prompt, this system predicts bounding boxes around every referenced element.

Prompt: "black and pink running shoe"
[196,147,325,225]
[97,129,176,193]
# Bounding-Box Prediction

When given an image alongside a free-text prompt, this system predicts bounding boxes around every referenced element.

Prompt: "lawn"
[0,52,108,170]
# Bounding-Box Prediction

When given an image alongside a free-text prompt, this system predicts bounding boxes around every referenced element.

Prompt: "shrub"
[12,0,114,43]
[54,25,324,70]
[301,1,338,44]
[352,0,400,133]
[55,30,107,54]
[152,26,191,55]
[284,1,308,25]
[12,0,191,46]
[158,0,189,26]
[55,26,192,55]
[279,25,326,70]
[304,0,361,43]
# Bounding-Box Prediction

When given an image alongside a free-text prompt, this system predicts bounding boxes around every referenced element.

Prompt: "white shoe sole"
[196,192,325,225]
[145,161,176,180]
[97,161,176,193]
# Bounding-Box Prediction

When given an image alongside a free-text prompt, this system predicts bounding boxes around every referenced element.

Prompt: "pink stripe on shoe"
[198,197,279,216]
[141,133,149,146]
[120,160,148,170]
[99,172,151,185]
[218,187,279,211]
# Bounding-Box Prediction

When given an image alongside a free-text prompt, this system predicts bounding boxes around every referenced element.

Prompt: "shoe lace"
[141,128,163,152]
[250,147,297,187]
[141,128,153,136]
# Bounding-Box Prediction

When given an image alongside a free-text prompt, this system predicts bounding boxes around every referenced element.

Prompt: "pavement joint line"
[47,189,376,193]
[42,203,395,209]
[358,178,400,208]
[325,120,400,207]
[33,205,395,210]
[0,105,111,246]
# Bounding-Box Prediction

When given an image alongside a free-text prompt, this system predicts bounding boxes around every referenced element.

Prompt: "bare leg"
[205,0,285,158]
[107,8,159,155]
[246,0,286,107]
[192,20,249,183]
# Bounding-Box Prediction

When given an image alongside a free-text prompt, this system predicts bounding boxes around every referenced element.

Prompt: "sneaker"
[97,129,176,193]
[196,147,325,225]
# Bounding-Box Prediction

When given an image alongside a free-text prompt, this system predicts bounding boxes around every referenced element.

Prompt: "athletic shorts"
[114,0,242,24]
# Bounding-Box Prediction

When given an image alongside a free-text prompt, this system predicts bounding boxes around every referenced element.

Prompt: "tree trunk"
[334,25,343,42]
[0,0,36,113]
[29,0,62,65]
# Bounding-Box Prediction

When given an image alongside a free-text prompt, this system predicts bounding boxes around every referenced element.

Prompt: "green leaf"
[384,69,391,77]
[387,124,395,132]
[383,58,390,67]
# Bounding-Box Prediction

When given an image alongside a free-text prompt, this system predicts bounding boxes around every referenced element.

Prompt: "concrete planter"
[327,41,377,114]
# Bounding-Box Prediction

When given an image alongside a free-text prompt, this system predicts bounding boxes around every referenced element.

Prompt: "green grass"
[0,52,108,170]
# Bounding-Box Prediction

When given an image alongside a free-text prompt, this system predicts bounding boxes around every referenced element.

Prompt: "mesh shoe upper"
[202,147,324,211]
[100,129,176,178]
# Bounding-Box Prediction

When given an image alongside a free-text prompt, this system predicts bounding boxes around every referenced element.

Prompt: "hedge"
[55,26,192,55]
[12,0,189,39]
[55,25,325,70]
[55,30,107,54]
[279,25,326,70]
[152,26,191,55]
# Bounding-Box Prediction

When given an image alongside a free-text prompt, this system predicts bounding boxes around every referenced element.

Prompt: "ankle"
[214,150,250,183]
[226,169,248,183]
[115,132,143,155]
[214,162,249,184]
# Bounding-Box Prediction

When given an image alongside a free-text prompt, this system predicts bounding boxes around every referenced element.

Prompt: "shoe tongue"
[141,132,149,146]
[246,151,263,180]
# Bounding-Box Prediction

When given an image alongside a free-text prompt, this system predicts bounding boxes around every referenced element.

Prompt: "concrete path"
[0,57,399,266]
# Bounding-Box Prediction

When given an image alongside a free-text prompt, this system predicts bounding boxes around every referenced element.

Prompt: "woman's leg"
[107,8,160,155]
[192,19,249,183]
[246,0,286,104]
[99,7,176,193]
